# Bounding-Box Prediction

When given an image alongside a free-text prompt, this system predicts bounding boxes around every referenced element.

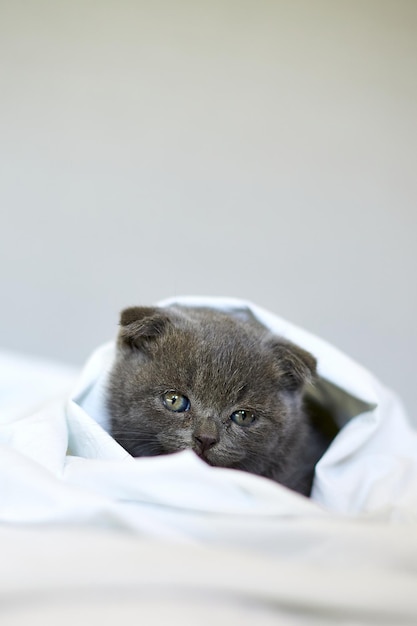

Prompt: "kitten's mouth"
[193,448,215,466]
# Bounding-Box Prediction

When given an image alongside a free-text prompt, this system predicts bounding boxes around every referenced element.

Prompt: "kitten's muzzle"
[193,432,218,454]
[193,417,219,457]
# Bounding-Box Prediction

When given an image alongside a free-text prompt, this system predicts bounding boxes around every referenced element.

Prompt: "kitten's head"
[107,305,316,488]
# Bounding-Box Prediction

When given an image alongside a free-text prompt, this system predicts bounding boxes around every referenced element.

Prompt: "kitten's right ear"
[117,306,171,353]
[269,338,317,392]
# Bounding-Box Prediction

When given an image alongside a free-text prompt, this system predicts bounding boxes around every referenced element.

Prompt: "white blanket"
[2,295,416,529]
[1,296,417,623]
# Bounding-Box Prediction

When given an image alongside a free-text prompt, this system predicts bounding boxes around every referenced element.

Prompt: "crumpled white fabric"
[2,524,417,626]
[1,295,417,539]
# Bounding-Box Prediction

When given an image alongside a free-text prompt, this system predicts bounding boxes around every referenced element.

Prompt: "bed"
[1,297,417,624]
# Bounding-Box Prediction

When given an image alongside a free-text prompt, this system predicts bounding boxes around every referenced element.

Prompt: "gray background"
[1,1,416,421]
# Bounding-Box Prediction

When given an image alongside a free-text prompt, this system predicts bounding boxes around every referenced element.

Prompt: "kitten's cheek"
[157,431,193,454]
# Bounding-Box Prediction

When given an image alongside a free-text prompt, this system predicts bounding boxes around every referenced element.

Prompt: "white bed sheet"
[1,297,417,624]
[1,523,417,625]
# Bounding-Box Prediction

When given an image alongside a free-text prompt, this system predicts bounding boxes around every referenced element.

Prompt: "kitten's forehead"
[160,312,266,364]
[144,313,279,401]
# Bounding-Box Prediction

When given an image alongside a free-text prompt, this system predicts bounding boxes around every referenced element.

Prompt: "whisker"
[111,431,158,438]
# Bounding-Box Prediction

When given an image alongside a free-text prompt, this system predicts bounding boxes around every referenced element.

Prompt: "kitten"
[107,305,328,496]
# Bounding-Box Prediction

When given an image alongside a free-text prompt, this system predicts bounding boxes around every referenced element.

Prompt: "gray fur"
[106,305,328,496]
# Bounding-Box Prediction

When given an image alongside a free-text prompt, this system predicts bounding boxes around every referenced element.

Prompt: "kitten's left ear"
[117,306,172,353]
[270,339,317,391]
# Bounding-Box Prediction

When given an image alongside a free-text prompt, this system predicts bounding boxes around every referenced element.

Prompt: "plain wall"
[0,1,416,421]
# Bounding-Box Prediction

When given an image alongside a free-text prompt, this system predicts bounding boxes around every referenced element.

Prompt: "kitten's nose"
[194,433,217,453]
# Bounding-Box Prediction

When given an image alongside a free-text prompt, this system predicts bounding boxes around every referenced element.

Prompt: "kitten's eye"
[230,410,256,427]
[162,391,190,412]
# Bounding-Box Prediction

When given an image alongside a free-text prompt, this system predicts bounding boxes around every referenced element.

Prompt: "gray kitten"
[107,305,329,496]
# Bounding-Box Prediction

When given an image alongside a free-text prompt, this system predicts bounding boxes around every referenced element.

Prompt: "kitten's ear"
[270,339,317,391]
[117,306,171,353]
